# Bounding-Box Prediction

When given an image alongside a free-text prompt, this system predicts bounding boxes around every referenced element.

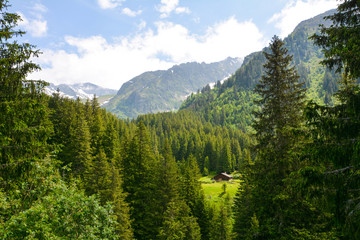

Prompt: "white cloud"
[17,3,48,37]
[97,0,125,9]
[175,7,190,14]
[32,3,48,13]
[158,0,190,18]
[268,0,338,38]
[137,20,147,31]
[122,7,142,17]
[31,17,265,89]
[18,12,48,38]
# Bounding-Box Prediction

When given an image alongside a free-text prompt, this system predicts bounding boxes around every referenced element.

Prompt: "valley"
[1,1,359,239]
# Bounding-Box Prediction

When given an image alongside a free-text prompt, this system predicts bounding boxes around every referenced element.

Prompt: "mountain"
[181,9,339,130]
[45,82,117,102]
[103,57,243,118]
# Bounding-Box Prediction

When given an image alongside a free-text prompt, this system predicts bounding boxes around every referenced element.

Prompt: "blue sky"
[10,0,338,89]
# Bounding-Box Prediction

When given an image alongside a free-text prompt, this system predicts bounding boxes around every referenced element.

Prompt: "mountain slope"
[181,9,339,130]
[45,82,117,101]
[226,9,338,102]
[104,57,243,118]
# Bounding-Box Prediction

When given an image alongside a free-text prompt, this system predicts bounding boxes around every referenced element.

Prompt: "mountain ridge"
[45,82,117,100]
[104,57,243,118]
[180,9,340,130]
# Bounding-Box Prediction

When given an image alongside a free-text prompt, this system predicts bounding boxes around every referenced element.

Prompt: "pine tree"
[155,140,204,239]
[158,201,201,240]
[84,148,133,239]
[210,195,233,240]
[311,0,360,79]
[69,99,93,176]
[0,3,120,236]
[122,121,161,239]
[102,115,121,161]
[89,96,105,156]
[306,1,360,237]
[158,140,182,207]
[252,35,306,159]
[221,140,233,173]
[233,36,307,239]
[181,154,211,240]
[0,0,52,198]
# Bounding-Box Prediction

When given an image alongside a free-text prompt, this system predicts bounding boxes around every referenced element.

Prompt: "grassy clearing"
[199,176,241,204]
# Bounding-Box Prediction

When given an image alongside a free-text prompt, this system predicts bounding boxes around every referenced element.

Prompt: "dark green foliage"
[158,140,182,206]
[0,158,119,240]
[252,35,306,156]
[158,201,201,240]
[0,1,54,229]
[48,95,93,178]
[0,0,52,191]
[301,2,360,238]
[181,85,259,131]
[181,10,341,132]
[48,94,133,239]
[303,96,360,239]
[157,141,202,239]
[83,148,132,236]
[0,2,130,237]
[179,154,212,240]
[7,0,360,238]
[209,195,233,240]
[89,97,105,155]
[48,91,249,239]
[233,2,360,239]
[122,122,162,239]
[311,1,360,79]
[137,110,254,174]
[233,36,311,239]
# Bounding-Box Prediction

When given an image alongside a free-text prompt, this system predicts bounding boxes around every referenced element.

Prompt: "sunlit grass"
[199,176,241,204]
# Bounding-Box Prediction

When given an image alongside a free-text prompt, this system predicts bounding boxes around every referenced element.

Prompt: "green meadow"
[199,176,241,204]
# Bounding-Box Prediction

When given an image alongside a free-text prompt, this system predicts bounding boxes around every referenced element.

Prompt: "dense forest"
[180,9,341,131]
[1,0,360,239]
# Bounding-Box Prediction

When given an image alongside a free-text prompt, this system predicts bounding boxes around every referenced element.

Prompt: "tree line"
[0,1,250,238]
[233,1,360,239]
[1,0,360,239]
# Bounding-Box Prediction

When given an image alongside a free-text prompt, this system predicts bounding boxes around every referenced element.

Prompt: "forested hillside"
[181,9,341,130]
[231,2,360,239]
[0,2,250,236]
[104,57,242,119]
[1,0,360,239]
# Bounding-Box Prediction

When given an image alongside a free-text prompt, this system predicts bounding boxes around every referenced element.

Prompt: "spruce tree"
[252,35,306,159]
[0,0,52,199]
[84,148,133,239]
[122,121,161,239]
[69,99,93,177]
[233,36,307,239]
[210,196,233,240]
[158,140,182,207]
[0,2,120,237]
[180,155,211,240]
[158,201,201,240]
[156,140,203,239]
[306,1,360,237]
[89,96,105,156]
[311,0,360,79]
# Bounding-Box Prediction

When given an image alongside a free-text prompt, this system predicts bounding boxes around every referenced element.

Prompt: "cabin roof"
[213,172,232,179]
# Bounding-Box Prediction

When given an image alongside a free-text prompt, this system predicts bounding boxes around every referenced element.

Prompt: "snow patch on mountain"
[45,82,117,100]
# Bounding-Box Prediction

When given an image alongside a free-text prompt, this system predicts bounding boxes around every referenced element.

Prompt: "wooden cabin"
[212,172,233,181]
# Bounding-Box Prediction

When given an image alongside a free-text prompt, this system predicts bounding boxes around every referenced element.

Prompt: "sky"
[10,0,338,90]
